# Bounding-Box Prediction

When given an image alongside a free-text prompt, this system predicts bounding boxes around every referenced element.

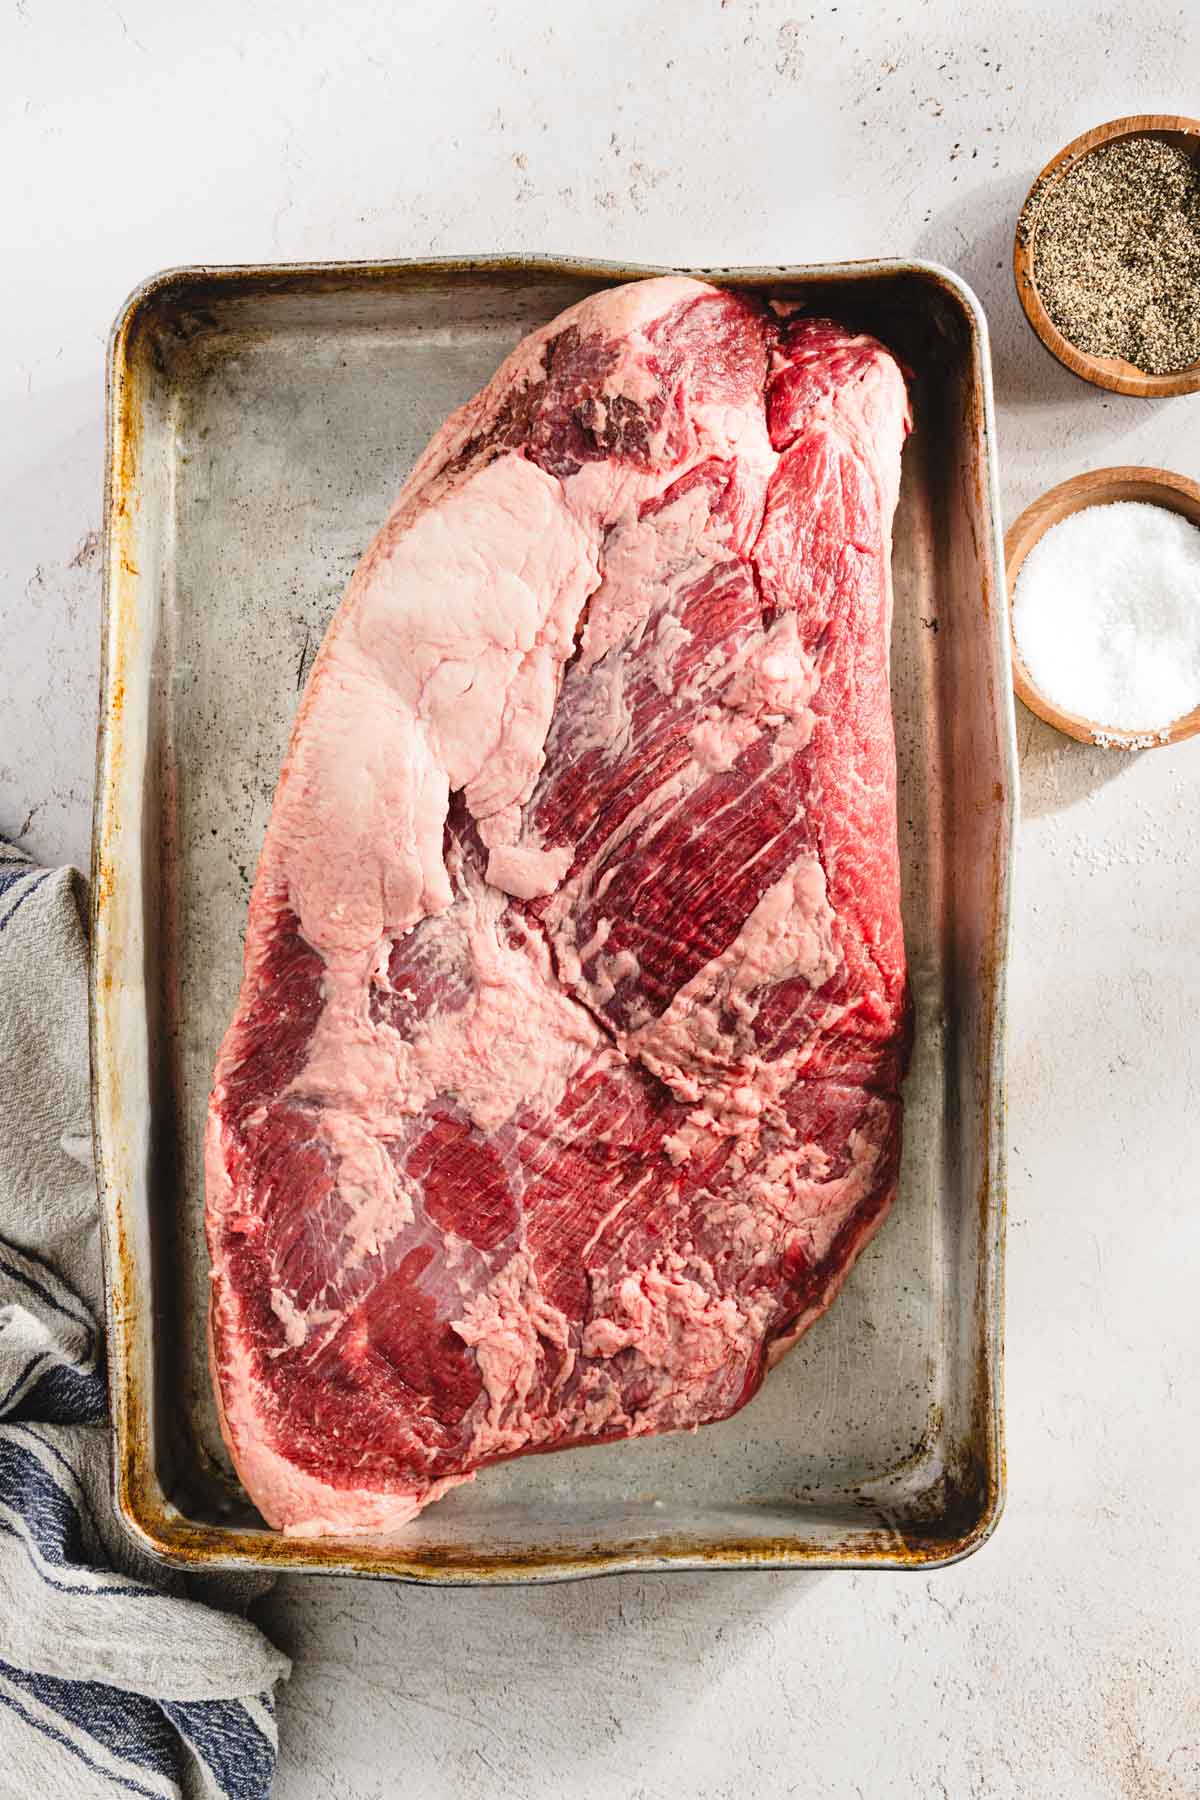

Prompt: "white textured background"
[5,2,1200,1795]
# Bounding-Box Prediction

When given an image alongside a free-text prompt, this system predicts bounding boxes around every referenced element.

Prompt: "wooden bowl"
[1007,465,1200,748]
[1014,114,1200,397]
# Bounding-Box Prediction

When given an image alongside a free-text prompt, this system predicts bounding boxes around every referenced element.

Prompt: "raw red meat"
[205,277,912,1535]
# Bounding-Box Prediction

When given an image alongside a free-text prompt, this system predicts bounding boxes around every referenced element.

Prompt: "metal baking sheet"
[92,256,1015,1583]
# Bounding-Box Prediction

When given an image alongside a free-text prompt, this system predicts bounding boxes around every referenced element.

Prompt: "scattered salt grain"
[1013,500,1200,732]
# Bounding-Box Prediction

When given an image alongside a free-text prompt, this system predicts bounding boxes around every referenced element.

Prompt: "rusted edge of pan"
[93,255,1014,1583]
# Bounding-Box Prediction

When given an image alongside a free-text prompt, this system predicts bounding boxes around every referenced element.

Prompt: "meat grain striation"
[205,277,913,1535]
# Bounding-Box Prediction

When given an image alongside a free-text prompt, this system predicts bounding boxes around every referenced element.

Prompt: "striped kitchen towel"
[0,840,290,1798]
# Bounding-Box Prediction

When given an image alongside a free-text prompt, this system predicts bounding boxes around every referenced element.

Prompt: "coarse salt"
[1013,500,1200,732]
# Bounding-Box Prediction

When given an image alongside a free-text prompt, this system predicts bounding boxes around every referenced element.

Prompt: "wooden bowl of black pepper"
[1014,114,1200,397]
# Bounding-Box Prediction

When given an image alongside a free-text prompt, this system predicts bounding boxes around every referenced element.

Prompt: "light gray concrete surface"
[5,2,1200,1795]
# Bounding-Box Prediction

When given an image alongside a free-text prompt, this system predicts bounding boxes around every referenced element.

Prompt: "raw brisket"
[205,276,912,1535]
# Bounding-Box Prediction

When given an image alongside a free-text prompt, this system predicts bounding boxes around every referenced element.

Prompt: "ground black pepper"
[1020,137,1200,376]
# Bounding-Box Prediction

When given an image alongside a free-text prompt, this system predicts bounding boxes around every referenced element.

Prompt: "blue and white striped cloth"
[0,840,289,1798]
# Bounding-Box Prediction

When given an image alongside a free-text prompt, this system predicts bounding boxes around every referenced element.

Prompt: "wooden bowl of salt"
[1014,114,1200,397]
[1006,466,1200,749]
